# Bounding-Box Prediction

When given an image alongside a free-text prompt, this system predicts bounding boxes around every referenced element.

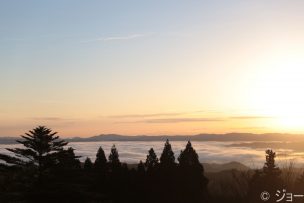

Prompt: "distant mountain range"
[1,133,303,144]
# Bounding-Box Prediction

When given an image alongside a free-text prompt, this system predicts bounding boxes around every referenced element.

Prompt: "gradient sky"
[1,1,304,137]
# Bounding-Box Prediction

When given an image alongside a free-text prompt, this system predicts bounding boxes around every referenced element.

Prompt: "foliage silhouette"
[0,126,68,174]
[160,139,175,168]
[248,149,283,203]
[137,160,145,174]
[177,141,209,203]
[56,147,81,169]
[178,141,202,169]
[145,147,159,171]
[1,126,296,203]
[94,146,107,170]
[84,157,93,170]
[263,149,281,178]
[108,144,121,171]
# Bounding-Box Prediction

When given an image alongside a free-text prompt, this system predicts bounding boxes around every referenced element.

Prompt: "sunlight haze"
[1,1,304,136]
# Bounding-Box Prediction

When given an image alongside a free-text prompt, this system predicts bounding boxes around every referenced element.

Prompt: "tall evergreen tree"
[145,148,159,170]
[57,147,81,169]
[177,141,209,203]
[108,145,121,170]
[84,157,93,170]
[178,141,202,170]
[160,139,175,167]
[94,146,107,170]
[263,149,281,177]
[0,126,68,173]
[248,149,282,203]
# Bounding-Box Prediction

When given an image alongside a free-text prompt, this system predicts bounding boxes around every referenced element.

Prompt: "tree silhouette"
[94,146,107,170]
[84,157,93,170]
[160,139,175,167]
[177,141,209,203]
[263,149,281,177]
[145,148,159,171]
[57,147,81,169]
[137,160,145,174]
[0,126,68,174]
[178,141,202,170]
[248,149,282,203]
[108,145,121,171]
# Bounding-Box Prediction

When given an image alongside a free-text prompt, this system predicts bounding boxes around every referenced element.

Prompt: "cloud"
[31,117,65,121]
[100,34,145,41]
[108,112,184,119]
[109,111,273,124]
[29,117,81,128]
[117,117,225,124]
[229,126,268,130]
[230,116,273,119]
[144,118,225,123]
[81,33,147,43]
[107,109,222,119]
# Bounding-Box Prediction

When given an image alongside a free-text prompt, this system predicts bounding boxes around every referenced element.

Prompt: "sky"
[1,1,304,137]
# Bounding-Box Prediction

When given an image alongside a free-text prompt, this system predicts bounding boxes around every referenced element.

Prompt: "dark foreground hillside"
[1,126,304,203]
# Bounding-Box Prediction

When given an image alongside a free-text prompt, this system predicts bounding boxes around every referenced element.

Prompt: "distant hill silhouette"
[1,133,304,144]
[67,133,304,142]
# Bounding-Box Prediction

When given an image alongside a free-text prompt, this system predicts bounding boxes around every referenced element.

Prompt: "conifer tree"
[178,141,202,171]
[248,149,282,203]
[0,126,68,173]
[177,141,209,202]
[84,157,93,170]
[57,147,81,169]
[145,148,159,170]
[108,145,121,170]
[263,149,281,177]
[94,146,107,170]
[160,139,175,167]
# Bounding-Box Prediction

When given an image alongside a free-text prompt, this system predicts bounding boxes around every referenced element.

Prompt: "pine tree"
[263,149,281,177]
[94,146,107,170]
[108,145,121,170]
[0,126,68,173]
[177,141,209,202]
[178,141,202,171]
[84,157,93,170]
[57,147,81,169]
[248,149,282,203]
[160,139,175,167]
[145,148,159,170]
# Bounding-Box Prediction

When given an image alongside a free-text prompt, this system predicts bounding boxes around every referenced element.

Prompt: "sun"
[249,53,304,132]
